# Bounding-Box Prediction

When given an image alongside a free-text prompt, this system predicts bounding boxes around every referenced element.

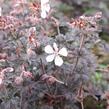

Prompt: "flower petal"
[54,55,63,66]
[45,4,50,12]
[59,47,68,56]
[46,54,55,62]
[44,45,54,54]
[41,11,47,19]
[41,0,49,5]
[53,43,58,52]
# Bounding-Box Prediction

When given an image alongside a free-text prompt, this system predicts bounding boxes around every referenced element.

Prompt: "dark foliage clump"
[0,0,107,109]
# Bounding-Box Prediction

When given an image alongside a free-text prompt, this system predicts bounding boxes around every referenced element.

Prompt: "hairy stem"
[72,33,85,74]
[66,33,85,84]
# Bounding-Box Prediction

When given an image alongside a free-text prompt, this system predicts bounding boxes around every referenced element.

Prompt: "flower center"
[54,51,59,56]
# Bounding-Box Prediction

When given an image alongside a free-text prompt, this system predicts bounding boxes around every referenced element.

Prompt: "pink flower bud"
[23,71,33,78]
[14,76,23,85]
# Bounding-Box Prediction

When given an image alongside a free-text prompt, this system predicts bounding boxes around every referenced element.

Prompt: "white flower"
[44,43,68,66]
[41,0,50,18]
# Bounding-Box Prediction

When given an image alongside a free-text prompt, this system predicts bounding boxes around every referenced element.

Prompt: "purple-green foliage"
[0,1,106,109]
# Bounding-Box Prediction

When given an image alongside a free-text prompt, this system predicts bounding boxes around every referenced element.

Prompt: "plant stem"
[81,102,84,109]
[40,58,46,74]
[40,58,52,94]
[72,33,85,74]
[66,33,85,84]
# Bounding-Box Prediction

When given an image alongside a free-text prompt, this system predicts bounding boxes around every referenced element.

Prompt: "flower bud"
[23,71,33,78]
[14,76,23,85]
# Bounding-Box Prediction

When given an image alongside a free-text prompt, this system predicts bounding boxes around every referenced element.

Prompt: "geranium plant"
[0,0,107,109]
